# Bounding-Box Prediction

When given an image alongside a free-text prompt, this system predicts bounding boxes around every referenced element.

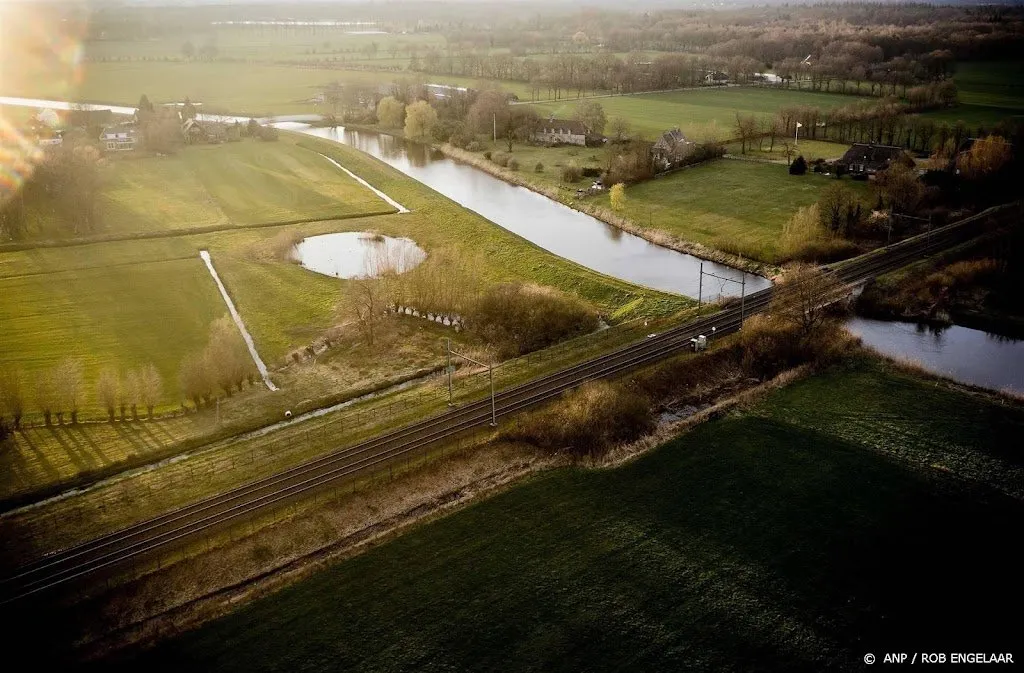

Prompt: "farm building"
[183,119,242,144]
[533,118,589,146]
[651,128,695,171]
[99,125,138,151]
[840,143,908,176]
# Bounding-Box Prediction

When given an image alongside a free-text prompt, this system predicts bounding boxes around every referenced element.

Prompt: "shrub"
[492,152,511,167]
[483,150,492,160]
[466,283,599,357]
[466,141,482,152]
[789,155,807,175]
[502,381,653,457]
[560,162,583,183]
[534,162,544,173]
[507,157,520,171]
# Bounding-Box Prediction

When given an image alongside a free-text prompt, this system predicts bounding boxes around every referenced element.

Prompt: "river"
[281,124,770,299]
[1,96,767,299]
[847,317,1024,394]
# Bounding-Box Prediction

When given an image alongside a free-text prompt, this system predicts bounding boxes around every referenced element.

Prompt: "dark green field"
[99,358,1024,672]
[920,60,1024,127]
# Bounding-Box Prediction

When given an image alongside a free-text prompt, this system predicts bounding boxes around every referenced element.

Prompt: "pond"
[281,124,771,300]
[293,232,426,279]
[847,317,1024,394]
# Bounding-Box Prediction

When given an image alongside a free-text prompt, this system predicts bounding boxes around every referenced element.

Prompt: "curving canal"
[280,123,770,300]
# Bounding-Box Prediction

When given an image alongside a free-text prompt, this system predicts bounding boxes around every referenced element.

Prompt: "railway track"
[0,206,1002,604]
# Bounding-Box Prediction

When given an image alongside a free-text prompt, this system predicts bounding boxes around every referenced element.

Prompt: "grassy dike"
[0,127,688,506]
[293,132,688,317]
[94,355,1024,672]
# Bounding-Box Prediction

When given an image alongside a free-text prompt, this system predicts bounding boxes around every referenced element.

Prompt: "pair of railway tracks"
[0,206,1000,604]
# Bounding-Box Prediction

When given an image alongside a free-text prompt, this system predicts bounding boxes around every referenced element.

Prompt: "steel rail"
[0,208,996,603]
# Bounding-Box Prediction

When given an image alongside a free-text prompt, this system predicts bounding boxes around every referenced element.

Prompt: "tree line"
[0,317,259,435]
[0,359,162,432]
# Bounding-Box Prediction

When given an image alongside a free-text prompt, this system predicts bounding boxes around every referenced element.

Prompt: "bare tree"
[770,264,845,338]
[573,100,606,136]
[0,367,25,430]
[53,358,83,424]
[124,368,141,421]
[96,367,119,423]
[35,368,58,426]
[609,116,630,143]
[206,318,250,396]
[179,354,212,410]
[138,363,163,419]
[734,113,759,154]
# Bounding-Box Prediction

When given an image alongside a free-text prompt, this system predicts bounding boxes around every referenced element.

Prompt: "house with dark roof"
[533,118,589,146]
[651,128,694,171]
[840,143,908,176]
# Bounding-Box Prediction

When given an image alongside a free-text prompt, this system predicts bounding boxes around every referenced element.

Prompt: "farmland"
[530,88,868,140]
[598,159,872,263]
[18,135,394,241]
[5,61,531,117]
[0,258,224,402]
[0,130,684,504]
[102,356,1024,672]
[919,59,1024,127]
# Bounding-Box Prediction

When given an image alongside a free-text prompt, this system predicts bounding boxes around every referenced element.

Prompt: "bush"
[581,167,602,178]
[466,283,599,357]
[560,162,583,183]
[257,125,279,142]
[492,152,510,167]
[789,155,807,175]
[483,150,492,160]
[502,381,653,457]
[507,157,520,171]
[534,162,544,173]
[466,141,482,152]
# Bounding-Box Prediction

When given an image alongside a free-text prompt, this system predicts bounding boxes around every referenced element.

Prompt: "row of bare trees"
[179,317,256,409]
[0,360,163,430]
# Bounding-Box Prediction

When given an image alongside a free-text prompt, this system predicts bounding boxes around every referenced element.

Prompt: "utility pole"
[698,261,703,307]
[493,113,496,143]
[445,340,498,426]
[698,265,747,326]
[446,337,453,406]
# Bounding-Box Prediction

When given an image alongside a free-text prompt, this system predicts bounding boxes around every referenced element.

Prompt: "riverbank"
[855,209,1024,337]
[341,123,774,279]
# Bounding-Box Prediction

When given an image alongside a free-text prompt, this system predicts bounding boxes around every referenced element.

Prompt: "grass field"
[20,134,393,241]
[102,357,1024,672]
[82,30,448,64]
[7,61,530,117]
[531,88,868,140]
[0,257,225,403]
[600,159,872,262]
[919,60,1024,127]
[0,131,685,503]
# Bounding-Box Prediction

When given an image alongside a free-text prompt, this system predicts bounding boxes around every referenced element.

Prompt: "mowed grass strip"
[532,87,868,139]
[104,360,1024,673]
[0,257,225,406]
[602,159,872,262]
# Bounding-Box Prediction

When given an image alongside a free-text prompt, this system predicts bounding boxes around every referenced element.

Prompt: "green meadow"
[531,87,868,140]
[21,135,393,241]
[602,159,872,262]
[102,357,1024,672]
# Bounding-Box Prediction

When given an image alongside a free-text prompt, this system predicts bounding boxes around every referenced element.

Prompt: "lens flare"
[0,0,87,204]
